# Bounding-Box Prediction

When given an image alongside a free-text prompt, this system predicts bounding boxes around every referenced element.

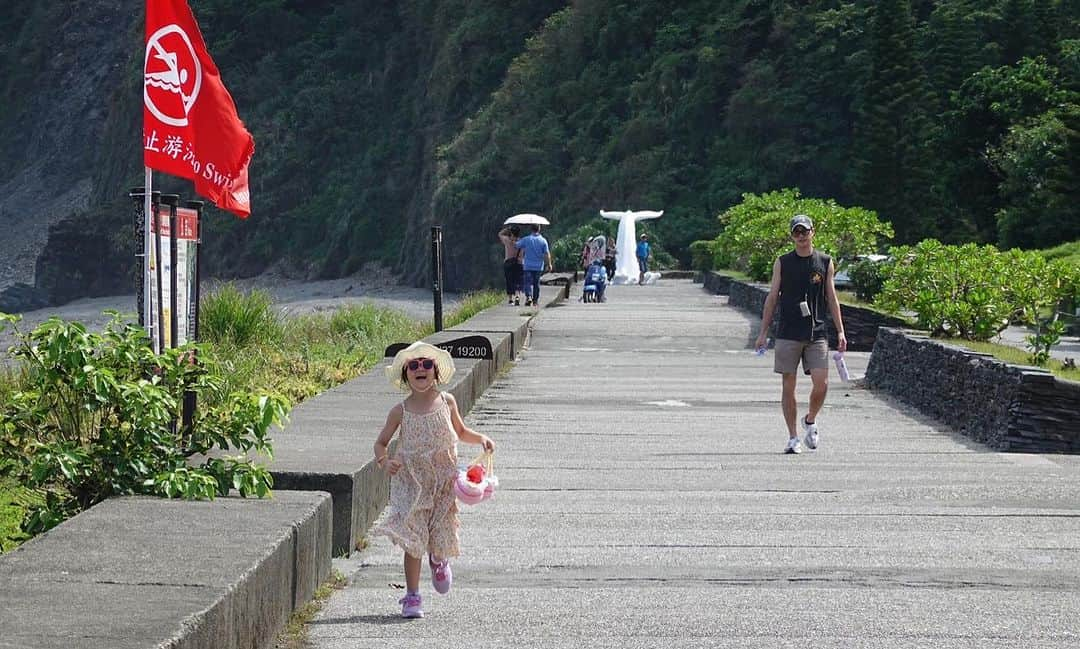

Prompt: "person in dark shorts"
[754,215,847,454]
[498,226,523,306]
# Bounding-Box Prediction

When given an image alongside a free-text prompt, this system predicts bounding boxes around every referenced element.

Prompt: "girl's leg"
[404,552,422,592]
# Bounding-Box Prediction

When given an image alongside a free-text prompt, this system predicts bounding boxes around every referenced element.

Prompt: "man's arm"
[755,258,782,350]
[825,259,847,352]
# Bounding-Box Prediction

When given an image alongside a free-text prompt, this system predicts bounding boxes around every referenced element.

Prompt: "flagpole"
[144,166,153,350]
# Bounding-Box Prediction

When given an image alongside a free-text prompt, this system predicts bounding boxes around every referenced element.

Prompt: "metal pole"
[159,194,179,351]
[152,198,166,353]
[185,200,204,343]
[168,200,179,350]
[128,187,159,330]
[181,199,204,440]
[432,225,443,332]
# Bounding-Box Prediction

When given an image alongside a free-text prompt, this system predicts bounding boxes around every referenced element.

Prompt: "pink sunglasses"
[406,359,435,371]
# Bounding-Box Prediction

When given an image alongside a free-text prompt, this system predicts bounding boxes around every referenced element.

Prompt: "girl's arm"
[444,393,494,451]
[373,404,404,474]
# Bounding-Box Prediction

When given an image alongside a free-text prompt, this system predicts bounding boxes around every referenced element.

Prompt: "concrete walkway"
[307,279,1080,648]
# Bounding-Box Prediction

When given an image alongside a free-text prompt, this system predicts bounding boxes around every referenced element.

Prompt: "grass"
[835,290,916,322]
[275,570,348,649]
[941,337,1080,382]
[0,478,24,553]
[0,286,504,551]
[1040,240,1080,266]
[712,267,752,281]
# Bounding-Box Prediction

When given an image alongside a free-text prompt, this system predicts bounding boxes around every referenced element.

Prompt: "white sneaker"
[803,417,819,450]
[784,437,802,454]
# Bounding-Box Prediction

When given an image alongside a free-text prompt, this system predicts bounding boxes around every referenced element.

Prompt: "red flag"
[144,0,254,217]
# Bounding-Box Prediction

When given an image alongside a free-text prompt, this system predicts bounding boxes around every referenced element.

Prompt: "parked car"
[834,254,889,290]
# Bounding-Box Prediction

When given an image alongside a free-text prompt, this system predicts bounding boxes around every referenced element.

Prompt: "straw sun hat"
[385,341,456,391]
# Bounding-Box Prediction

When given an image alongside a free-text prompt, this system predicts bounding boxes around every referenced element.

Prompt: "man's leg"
[781,372,798,438]
[532,271,541,303]
[806,367,829,424]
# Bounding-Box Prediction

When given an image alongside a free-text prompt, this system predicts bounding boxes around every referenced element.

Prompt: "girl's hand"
[479,436,495,452]
[384,458,403,475]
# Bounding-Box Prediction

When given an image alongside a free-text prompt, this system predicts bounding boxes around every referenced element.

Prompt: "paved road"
[308,280,1080,648]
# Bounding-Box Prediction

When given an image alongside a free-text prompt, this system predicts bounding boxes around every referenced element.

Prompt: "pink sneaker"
[399,593,423,618]
[429,556,452,594]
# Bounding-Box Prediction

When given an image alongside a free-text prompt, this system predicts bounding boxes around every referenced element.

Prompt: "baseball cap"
[790,214,813,232]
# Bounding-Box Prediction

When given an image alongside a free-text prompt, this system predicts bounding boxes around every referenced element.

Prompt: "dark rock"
[0,282,50,313]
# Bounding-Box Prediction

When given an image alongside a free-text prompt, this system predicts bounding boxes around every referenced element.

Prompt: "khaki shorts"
[773,338,829,375]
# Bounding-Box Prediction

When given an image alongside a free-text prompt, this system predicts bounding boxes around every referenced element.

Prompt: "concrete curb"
[269,282,568,555]
[0,492,332,649]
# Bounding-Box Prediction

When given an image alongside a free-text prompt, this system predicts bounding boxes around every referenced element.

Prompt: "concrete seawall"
[0,492,332,649]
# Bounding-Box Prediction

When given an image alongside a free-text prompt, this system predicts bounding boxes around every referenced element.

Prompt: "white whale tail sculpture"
[599,210,663,284]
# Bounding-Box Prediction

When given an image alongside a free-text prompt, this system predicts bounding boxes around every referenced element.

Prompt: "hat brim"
[385,342,456,391]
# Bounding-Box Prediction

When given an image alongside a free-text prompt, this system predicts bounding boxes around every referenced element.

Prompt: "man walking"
[754,215,847,454]
[515,224,553,307]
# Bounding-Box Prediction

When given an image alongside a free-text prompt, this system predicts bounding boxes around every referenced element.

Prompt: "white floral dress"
[375,392,460,559]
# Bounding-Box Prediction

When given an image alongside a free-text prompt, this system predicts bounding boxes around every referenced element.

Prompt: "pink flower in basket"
[454,469,486,505]
[455,451,497,505]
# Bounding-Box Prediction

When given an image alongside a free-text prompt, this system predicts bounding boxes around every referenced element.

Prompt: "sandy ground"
[0,269,460,354]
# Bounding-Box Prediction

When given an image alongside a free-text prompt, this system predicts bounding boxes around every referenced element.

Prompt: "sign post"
[129,187,160,333]
[432,225,444,332]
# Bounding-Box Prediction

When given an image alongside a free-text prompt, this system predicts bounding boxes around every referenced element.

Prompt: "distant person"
[754,214,847,454]
[582,258,608,303]
[604,239,617,281]
[635,233,651,285]
[498,225,523,306]
[515,224,552,307]
[580,235,606,269]
[373,341,495,618]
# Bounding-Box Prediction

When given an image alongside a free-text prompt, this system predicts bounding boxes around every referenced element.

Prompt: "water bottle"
[833,351,850,382]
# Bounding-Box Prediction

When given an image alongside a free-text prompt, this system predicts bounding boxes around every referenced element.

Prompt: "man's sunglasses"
[406,359,435,371]
[792,228,812,236]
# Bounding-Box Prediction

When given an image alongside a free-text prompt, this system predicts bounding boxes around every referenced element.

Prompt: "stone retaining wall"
[700,271,908,352]
[866,327,1080,453]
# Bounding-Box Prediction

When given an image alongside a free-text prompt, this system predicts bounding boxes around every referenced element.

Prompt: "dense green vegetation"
[0,312,285,535]
[0,287,502,550]
[435,0,1080,285]
[707,189,893,280]
[3,1,1076,296]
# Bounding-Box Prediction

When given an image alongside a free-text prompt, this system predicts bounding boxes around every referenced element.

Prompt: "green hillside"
[1,0,1076,297]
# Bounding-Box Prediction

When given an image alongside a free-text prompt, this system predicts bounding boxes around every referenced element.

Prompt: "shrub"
[550,223,611,271]
[549,220,676,272]
[689,240,716,272]
[0,312,287,536]
[847,257,890,302]
[711,189,894,281]
[875,240,1076,342]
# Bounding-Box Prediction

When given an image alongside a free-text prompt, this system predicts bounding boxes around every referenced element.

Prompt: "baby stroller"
[582,259,607,303]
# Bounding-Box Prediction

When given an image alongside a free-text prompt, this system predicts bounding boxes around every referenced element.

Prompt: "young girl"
[373,341,495,619]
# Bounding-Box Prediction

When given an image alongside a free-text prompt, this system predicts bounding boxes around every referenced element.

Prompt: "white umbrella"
[504,213,550,225]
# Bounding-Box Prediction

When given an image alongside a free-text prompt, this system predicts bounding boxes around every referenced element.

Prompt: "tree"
[995,102,1080,248]
[849,0,934,243]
